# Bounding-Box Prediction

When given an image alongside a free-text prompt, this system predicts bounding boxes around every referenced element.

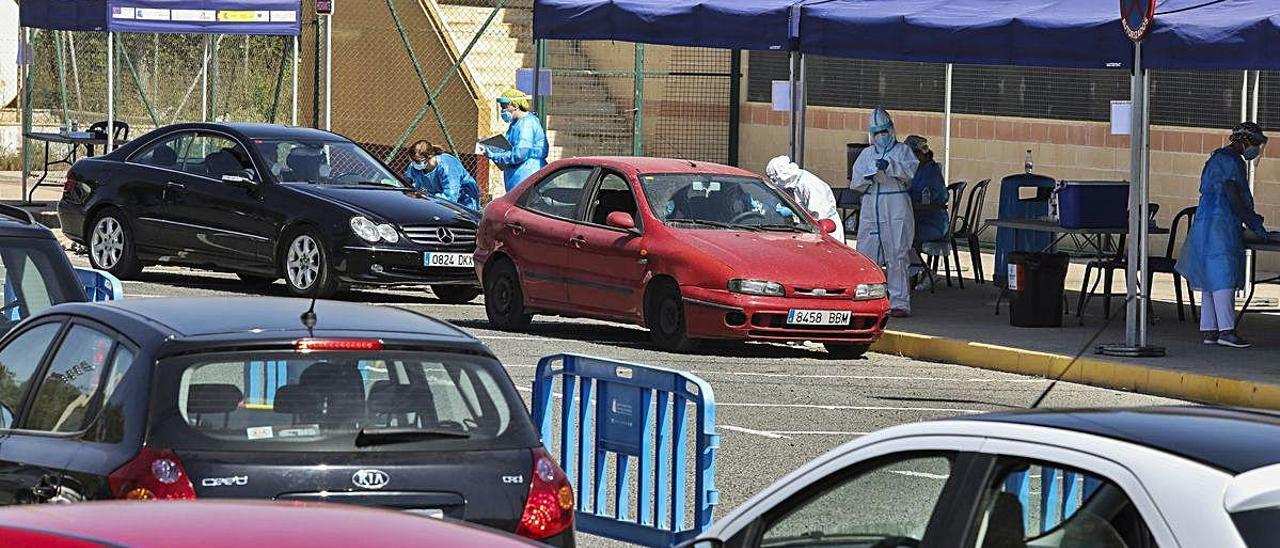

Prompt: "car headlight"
[854,283,888,300]
[350,216,381,243]
[377,223,399,244]
[728,279,785,297]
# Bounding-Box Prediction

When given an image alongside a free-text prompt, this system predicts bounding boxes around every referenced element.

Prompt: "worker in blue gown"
[481,88,549,192]
[403,140,481,211]
[1176,122,1272,349]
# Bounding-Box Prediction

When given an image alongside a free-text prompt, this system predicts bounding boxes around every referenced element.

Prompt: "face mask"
[501,110,514,123]
[1244,145,1262,161]
[874,132,894,150]
[410,161,428,171]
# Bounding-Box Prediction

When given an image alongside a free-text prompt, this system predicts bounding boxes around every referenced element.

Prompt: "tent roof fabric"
[534,0,1280,70]
[533,0,799,52]
[21,0,302,36]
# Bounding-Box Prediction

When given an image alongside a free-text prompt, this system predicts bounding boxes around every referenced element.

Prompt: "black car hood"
[285,184,479,226]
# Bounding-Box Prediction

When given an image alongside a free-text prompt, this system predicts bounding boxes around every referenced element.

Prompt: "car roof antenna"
[300,297,318,337]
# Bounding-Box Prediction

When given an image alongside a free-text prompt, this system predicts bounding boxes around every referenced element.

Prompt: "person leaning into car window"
[404,140,481,211]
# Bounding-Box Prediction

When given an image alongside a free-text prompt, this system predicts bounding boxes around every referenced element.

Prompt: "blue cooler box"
[1058,181,1129,228]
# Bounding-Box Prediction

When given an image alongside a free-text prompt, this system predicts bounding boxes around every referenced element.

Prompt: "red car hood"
[678,229,882,287]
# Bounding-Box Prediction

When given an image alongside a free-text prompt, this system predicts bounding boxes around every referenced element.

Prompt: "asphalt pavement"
[65,254,1186,546]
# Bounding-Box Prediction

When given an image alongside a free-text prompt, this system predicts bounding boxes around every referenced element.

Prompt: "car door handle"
[569,235,587,248]
[505,222,526,235]
[166,181,186,191]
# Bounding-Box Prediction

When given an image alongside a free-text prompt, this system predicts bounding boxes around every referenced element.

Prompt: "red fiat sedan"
[474,157,890,358]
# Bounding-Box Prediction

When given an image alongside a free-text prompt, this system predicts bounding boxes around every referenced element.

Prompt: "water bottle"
[1024,149,1034,174]
[59,121,68,137]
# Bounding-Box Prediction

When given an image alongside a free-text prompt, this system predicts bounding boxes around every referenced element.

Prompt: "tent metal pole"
[20,26,30,202]
[1138,68,1151,346]
[324,13,332,131]
[107,32,115,154]
[211,36,220,121]
[1124,42,1142,348]
[792,53,807,167]
[292,36,299,126]
[943,63,953,181]
[788,51,798,163]
[201,36,209,122]
[1241,71,1249,123]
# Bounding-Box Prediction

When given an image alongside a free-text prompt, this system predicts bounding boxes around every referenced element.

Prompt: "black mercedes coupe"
[58,123,482,301]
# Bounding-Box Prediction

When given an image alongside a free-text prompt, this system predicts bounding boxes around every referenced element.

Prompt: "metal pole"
[210,36,220,122]
[788,51,798,162]
[794,53,807,167]
[943,63,953,181]
[1124,42,1142,347]
[292,36,299,126]
[55,32,69,124]
[632,44,644,157]
[324,13,332,131]
[20,26,30,201]
[201,36,209,122]
[728,50,742,166]
[1138,68,1151,346]
[107,32,116,154]
[534,39,548,117]
[1241,70,1249,123]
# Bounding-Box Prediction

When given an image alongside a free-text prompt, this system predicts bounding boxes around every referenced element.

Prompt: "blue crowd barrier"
[73,267,124,302]
[1004,465,1103,533]
[532,354,719,547]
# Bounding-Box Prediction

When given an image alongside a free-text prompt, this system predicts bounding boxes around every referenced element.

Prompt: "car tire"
[237,273,277,286]
[281,228,338,298]
[646,281,700,353]
[432,285,482,304]
[87,208,142,279]
[483,259,533,330]
[824,342,871,359]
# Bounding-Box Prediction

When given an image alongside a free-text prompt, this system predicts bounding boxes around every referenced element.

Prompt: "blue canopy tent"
[534,0,1280,354]
[17,0,303,201]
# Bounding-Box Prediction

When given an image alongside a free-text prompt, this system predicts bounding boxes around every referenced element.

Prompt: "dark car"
[58,123,482,301]
[0,297,573,546]
[0,500,540,547]
[0,204,92,335]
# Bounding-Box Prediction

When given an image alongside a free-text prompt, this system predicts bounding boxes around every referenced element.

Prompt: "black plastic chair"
[952,179,992,284]
[923,181,968,289]
[88,120,130,142]
[1077,204,1161,324]
[1145,206,1197,321]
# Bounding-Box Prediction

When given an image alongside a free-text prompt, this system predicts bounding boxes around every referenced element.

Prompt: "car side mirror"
[818,218,838,234]
[606,211,637,232]
[222,170,258,189]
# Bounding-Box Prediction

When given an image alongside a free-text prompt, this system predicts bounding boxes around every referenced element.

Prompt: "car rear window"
[148,351,535,452]
[1232,507,1280,547]
[0,238,84,331]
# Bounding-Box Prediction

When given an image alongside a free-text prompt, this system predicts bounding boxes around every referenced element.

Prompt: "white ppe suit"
[851,112,918,313]
[765,156,845,244]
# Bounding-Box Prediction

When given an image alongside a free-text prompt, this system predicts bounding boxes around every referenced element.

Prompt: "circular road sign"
[1121,0,1156,42]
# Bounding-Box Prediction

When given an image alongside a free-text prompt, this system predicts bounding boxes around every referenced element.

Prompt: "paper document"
[479,134,512,152]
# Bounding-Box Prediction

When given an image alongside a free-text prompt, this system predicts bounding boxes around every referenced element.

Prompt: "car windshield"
[149,350,529,452]
[638,174,814,232]
[0,238,84,332]
[257,139,404,188]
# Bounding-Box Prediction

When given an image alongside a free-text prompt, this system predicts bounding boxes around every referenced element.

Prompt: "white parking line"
[718,402,981,414]
[891,470,950,480]
[720,425,790,439]
[691,370,1044,383]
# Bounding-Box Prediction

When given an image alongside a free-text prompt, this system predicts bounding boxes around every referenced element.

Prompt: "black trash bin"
[1007,251,1070,327]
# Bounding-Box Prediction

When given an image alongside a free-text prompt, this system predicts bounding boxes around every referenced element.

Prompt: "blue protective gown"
[405,154,480,211]
[488,113,549,191]
[909,160,949,244]
[1176,147,1260,292]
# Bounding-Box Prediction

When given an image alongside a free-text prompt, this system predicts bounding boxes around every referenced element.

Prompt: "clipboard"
[479,134,512,152]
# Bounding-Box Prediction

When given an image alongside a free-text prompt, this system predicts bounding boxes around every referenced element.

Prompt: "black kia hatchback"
[58,123,482,301]
[0,297,573,545]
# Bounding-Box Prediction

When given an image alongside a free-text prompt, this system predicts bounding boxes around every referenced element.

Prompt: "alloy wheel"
[91,217,124,269]
[286,235,321,290]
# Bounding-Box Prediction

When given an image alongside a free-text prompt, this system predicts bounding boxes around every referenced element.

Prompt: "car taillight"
[108,448,196,501]
[295,338,384,352]
[516,447,574,541]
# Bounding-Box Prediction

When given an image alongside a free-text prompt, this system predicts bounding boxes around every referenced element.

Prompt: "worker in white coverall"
[851,107,918,317]
[764,155,845,244]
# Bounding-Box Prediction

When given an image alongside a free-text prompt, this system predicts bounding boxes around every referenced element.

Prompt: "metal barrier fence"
[1004,464,1104,534]
[73,267,124,302]
[532,353,719,547]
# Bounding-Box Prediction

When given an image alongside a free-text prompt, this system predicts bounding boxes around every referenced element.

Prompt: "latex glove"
[876,158,890,171]
[774,203,794,218]
[475,143,489,156]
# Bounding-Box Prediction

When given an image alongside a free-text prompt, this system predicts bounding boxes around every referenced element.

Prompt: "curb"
[870,330,1280,408]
